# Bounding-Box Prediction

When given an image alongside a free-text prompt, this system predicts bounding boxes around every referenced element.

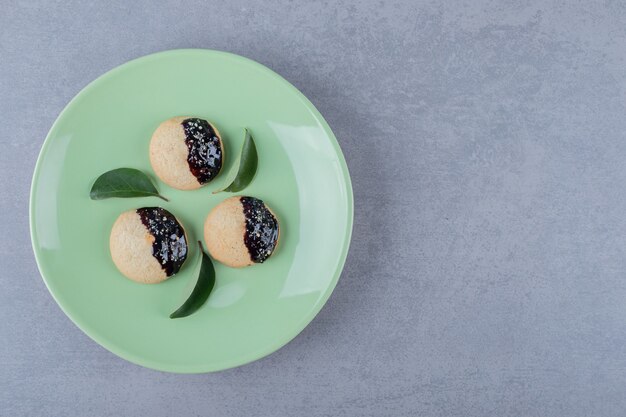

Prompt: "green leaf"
[170,241,216,319]
[90,168,168,201]
[214,128,258,193]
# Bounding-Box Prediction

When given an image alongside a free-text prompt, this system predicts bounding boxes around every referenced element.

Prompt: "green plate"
[29,49,353,373]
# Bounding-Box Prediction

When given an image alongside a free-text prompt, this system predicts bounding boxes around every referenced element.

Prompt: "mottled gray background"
[2,0,626,416]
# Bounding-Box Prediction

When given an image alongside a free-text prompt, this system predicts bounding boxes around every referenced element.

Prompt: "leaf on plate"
[170,241,216,319]
[214,128,258,193]
[90,168,168,201]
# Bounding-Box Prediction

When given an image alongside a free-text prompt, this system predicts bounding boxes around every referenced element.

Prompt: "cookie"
[204,196,280,268]
[149,116,224,190]
[110,207,188,283]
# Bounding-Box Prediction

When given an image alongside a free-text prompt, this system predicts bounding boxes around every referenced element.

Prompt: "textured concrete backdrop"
[2,1,626,416]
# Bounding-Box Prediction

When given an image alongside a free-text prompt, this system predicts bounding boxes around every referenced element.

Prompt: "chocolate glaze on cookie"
[240,197,279,263]
[181,118,223,184]
[137,207,188,276]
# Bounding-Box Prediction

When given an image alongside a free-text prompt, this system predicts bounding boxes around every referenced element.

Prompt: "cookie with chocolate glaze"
[110,207,188,283]
[149,116,224,190]
[204,196,280,268]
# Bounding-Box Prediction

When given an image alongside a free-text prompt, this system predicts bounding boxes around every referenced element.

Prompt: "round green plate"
[29,49,353,373]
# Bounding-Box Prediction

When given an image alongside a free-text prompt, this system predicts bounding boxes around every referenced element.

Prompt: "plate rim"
[29,49,354,373]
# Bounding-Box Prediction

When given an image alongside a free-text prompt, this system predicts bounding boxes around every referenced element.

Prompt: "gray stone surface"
[2,0,626,415]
